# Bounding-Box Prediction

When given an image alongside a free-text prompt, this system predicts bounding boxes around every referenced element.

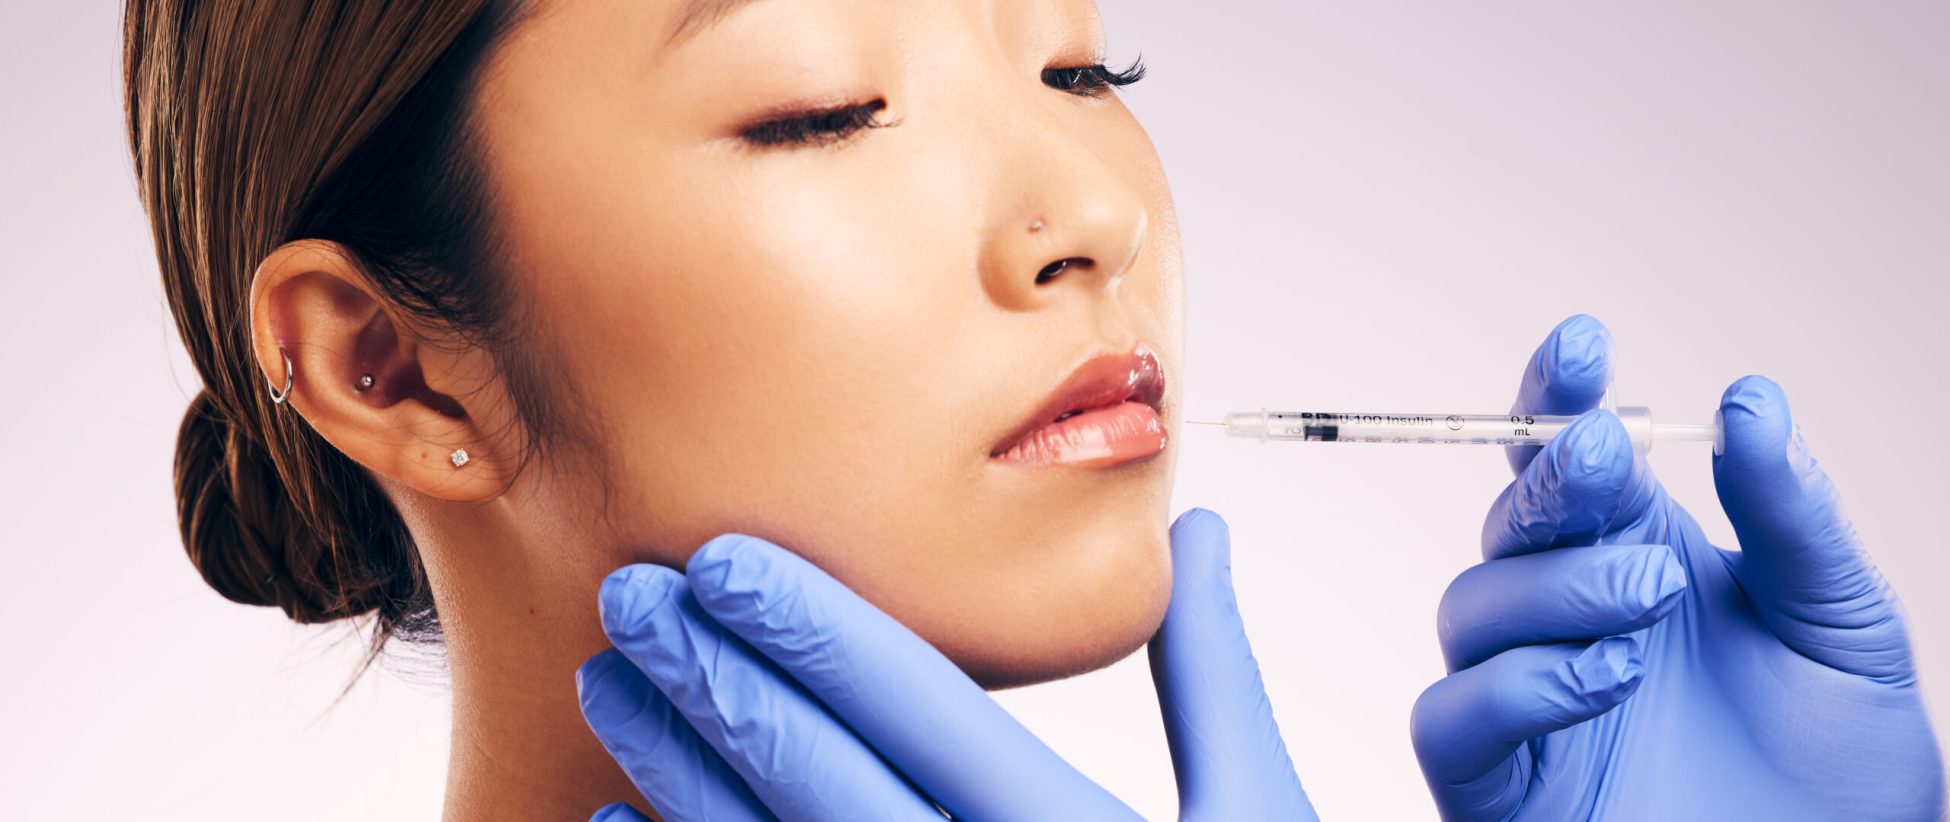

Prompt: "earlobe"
[246,239,512,502]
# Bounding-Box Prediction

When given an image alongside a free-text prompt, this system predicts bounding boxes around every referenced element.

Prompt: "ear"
[247,240,514,502]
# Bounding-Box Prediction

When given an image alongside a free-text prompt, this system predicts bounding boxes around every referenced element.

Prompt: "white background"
[4,2,1946,819]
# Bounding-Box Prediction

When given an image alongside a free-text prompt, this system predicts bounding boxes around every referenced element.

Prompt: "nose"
[977,121,1150,312]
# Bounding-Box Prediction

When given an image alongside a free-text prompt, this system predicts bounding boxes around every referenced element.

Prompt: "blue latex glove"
[576,508,1317,822]
[1410,315,1946,820]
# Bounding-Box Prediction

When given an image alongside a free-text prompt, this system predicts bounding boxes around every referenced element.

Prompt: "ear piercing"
[261,351,469,469]
[268,348,294,404]
[1028,218,1045,233]
[266,353,376,401]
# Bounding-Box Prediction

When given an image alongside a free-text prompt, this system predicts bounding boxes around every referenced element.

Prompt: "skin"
[245,0,1184,818]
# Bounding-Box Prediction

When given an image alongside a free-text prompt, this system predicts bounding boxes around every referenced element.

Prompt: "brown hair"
[124,0,548,656]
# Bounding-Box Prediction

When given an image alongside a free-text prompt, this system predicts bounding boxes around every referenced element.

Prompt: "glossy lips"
[991,344,1167,468]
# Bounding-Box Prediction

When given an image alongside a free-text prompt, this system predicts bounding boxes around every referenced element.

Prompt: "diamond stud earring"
[450,449,470,468]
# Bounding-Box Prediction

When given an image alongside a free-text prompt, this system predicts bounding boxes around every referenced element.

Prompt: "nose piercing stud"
[1028,218,1044,232]
[355,373,375,392]
[450,449,471,468]
[268,348,293,404]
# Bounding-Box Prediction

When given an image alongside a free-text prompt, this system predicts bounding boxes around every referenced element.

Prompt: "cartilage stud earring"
[356,373,375,391]
[450,449,470,468]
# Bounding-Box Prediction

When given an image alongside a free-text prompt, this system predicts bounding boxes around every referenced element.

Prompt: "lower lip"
[992,402,1167,468]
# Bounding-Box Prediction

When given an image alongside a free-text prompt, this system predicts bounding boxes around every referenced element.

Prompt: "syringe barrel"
[1222,406,1723,451]
[1224,410,1582,446]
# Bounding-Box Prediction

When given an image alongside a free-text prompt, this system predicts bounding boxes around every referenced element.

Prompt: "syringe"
[1191,404,1721,452]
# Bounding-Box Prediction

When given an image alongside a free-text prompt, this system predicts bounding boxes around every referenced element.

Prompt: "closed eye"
[740,99,893,147]
[1042,57,1146,97]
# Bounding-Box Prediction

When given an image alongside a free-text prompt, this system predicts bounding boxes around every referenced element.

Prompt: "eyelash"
[740,99,894,147]
[1041,57,1147,97]
[737,56,1148,148]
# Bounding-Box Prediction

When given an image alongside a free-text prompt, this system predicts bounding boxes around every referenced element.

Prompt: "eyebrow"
[666,0,766,47]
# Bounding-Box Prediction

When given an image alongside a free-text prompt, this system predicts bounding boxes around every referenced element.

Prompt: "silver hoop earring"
[268,348,294,405]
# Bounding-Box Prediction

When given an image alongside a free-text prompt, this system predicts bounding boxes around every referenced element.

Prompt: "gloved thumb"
[1148,508,1316,821]
[1713,375,1913,681]
[589,803,653,822]
[1506,314,1615,476]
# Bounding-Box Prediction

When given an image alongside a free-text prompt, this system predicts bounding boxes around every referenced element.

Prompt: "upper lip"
[990,342,1166,458]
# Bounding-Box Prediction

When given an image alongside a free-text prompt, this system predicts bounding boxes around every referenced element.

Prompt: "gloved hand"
[575,508,1317,822]
[1411,314,1945,820]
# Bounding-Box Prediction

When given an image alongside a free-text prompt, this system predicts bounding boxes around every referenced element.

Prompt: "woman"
[131,0,1199,816]
[127,0,1941,819]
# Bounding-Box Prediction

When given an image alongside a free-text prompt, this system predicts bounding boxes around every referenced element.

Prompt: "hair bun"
[175,390,340,622]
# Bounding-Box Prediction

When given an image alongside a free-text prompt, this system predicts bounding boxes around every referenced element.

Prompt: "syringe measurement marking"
[1273,413,1559,443]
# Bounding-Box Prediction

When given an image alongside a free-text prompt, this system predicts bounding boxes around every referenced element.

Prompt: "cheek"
[512,155,986,547]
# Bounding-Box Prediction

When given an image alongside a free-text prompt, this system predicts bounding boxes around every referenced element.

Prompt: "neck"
[405,495,644,821]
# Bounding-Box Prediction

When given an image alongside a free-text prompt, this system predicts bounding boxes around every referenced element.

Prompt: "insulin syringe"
[1190,404,1721,451]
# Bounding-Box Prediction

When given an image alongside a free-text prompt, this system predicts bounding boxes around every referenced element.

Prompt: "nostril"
[1035,256,1090,285]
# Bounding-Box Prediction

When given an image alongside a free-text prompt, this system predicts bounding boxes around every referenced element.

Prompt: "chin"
[926,521,1175,691]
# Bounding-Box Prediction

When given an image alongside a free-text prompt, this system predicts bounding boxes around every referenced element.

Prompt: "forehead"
[515,0,775,48]
[665,0,766,45]
[509,0,1105,56]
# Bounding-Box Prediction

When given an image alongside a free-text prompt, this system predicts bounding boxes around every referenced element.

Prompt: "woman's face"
[474,0,1183,686]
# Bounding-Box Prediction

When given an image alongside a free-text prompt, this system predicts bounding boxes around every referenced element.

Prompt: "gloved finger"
[1148,509,1317,821]
[1714,375,1912,681]
[576,648,776,822]
[590,802,656,822]
[685,535,1139,822]
[1410,637,1646,821]
[598,565,941,822]
[1506,314,1614,476]
[1438,543,1685,671]
[1482,409,1656,560]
